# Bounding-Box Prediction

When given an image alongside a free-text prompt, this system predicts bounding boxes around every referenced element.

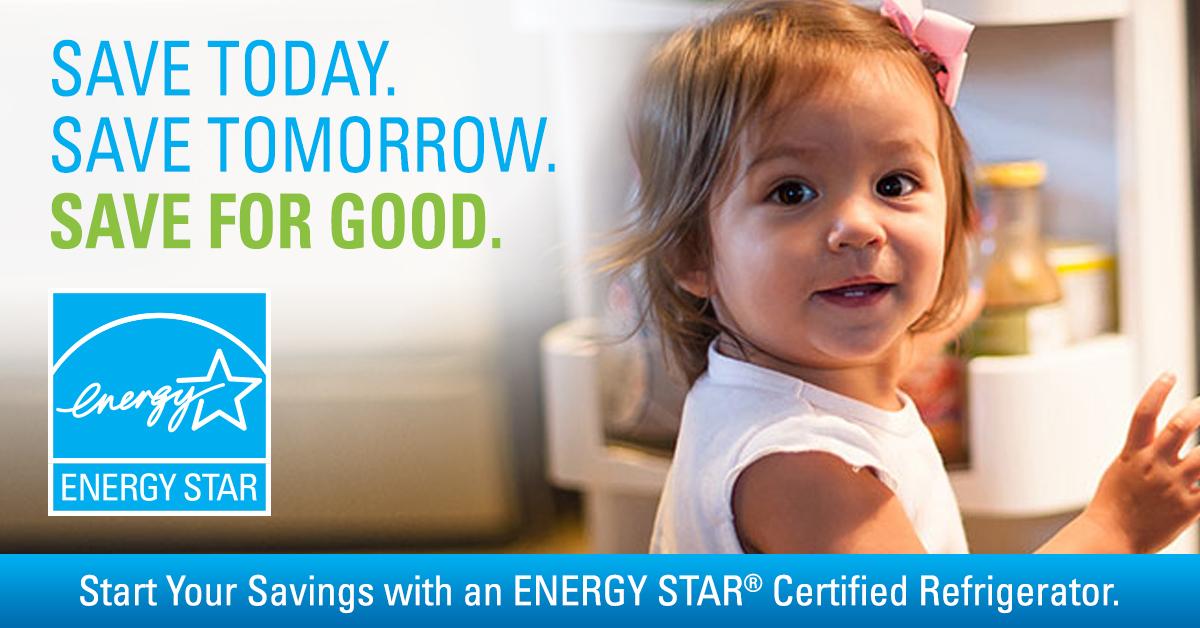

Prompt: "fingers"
[1155,396,1200,462]
[1180,448,1200,483]
[1124,372,1176,455]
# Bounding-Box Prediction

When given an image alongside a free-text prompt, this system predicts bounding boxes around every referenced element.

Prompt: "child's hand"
[1081,373,1200,553]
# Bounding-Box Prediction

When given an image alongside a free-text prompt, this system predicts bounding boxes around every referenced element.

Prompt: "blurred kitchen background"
[1,0,1198,553]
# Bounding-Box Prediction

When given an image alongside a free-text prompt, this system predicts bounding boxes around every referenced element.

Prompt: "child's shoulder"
[684,368,809,419]
[678,371,895,489]
[731,447,923,552]
[685,370,886,452]
[730,402,897,495]
[656,367,942,553]
[681,368,835,446]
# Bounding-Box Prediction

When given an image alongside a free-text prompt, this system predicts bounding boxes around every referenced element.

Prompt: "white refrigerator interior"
[537,0,1198,553]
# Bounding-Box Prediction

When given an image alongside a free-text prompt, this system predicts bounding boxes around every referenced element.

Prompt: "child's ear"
[672,249,705,298]
[668,242,712,298]
[673,268,712,299]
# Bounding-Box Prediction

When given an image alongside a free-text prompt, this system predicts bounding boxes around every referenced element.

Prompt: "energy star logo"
[49,293,270,515]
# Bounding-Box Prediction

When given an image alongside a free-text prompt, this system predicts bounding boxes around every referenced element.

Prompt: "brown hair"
[599,0,975,385]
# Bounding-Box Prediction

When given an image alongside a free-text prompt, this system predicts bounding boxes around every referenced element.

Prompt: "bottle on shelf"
[965,160,1070,356]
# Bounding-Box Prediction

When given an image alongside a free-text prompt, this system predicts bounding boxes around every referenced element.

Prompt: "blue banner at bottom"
[0,554,1195,626]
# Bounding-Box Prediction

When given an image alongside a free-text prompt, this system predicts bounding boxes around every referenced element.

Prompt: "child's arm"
[1037,373,1200,553]
[732,452,926,553]
[733,374,1200,554]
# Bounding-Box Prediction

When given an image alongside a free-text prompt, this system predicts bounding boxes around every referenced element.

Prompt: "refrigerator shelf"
[950,334,1135,517]
[929,0,1128,26]
[514,0,1130,35]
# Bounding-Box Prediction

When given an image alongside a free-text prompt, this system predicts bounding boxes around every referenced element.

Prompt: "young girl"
[604,0,1200,553]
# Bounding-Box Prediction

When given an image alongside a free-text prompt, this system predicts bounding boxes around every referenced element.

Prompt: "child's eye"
[876,173,919,198]
[768,180,818,205]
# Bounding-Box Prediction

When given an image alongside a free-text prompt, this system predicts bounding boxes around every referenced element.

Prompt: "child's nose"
[826,198,887,252]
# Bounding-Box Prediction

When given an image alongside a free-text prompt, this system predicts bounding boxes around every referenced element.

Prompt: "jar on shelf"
[1046,240,1118,343]
[965,161,1070,356]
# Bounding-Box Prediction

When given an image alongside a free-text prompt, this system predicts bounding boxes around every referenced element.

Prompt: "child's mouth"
[813,282,894,308]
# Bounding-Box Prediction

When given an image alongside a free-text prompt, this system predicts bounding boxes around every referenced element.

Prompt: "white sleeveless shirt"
[649,342,969,553]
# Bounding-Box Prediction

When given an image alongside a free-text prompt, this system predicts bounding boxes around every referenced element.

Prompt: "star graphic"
[176,349,262,432]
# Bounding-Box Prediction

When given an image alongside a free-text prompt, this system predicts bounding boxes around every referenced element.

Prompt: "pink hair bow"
[880,0,975,107]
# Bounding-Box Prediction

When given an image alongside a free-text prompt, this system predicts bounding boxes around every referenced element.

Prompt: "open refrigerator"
[535,0,1198,553]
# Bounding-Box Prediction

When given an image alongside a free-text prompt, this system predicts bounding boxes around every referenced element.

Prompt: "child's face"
[681,61,947,370]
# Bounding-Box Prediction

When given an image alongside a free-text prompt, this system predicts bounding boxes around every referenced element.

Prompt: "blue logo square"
[49,293,270,515]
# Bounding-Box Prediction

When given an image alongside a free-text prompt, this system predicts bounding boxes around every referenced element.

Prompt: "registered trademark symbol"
[744,574,762,592]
